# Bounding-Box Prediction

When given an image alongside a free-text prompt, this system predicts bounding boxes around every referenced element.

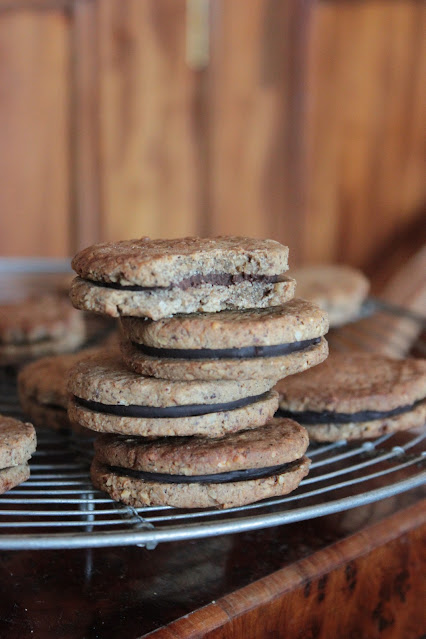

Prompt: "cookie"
[67,351,278,437]
[0,415,36,493]
[91,418,310,509]
[0,295,86,365]
[18,351,92,432]
[276,352,426,441]
[70,237,295,320]
[292,265,369,327]
[120,299,329,381]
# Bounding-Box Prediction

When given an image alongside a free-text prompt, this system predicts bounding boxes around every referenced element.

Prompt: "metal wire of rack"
[0,299,425,551]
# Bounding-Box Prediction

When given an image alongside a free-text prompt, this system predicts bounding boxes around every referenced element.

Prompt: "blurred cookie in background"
[291,265,369,327]
[0,294,86,366]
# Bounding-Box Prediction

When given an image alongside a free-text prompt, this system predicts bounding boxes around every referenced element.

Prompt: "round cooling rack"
[0,383,425,551]
[0,295,425,551]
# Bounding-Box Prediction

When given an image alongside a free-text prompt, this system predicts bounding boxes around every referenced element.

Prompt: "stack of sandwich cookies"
[91,418,310,509]
[276,352,426,442]
[70,237,295,320]
[68,352,278,438]
[68,235,328,509]
[0,415,36,493]
[120,299,328,381]
[0,295,85,366]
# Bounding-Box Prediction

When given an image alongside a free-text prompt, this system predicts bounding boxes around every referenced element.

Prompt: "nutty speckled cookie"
[120,299,329,381]
[91,418,310,509]
[70,237,295,319]
[0,295,86,365]
[68,351,278,437]
[0,415,36,493]
[276,352,426,441]
[292,265,369,327]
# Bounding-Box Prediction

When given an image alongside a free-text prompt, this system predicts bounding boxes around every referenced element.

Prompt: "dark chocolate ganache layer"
[108,459,300,484]
[133,337,321,360]
[75,391,269,418]
[276,398,424,424]
[85,273,286,292]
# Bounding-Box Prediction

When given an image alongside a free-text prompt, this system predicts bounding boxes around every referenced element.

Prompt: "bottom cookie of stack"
[90,418,310,510]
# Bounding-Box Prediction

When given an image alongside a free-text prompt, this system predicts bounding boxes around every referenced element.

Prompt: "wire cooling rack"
[0,299,425,550]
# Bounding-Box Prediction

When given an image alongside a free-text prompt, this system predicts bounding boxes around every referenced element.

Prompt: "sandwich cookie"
[91,418,310,509]
[276,352,426,441]
[0,295,86,366]
[68,352,278,437]
[70,236,295,320]
[291,265,369,327]
[120,299,329,381]
[0,415,36,494]
[18,350,101,433]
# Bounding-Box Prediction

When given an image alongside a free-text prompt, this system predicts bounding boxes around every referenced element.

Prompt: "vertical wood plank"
[207,0,311,264]
[97,0,203,241]
[305,0,426,268]
[0,9,71,256]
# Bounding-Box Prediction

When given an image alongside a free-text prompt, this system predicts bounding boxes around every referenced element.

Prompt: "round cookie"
[0,295,86,365]
[67,351,278,437]
[121,299,329,350]
[70,236,295,320]
[276,352,426,441]
[18,351,98,432]
[0,415,36,493]
[91,418,310,509]
[120,299,329,381]
[292,265,369,327]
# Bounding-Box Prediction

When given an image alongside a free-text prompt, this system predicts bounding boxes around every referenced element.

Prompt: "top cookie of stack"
[70,236,295,320]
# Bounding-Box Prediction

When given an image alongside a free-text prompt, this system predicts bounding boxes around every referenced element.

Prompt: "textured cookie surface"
[18,351,94,409]
[91,456,310,510]
[20,396,71,432]
[0,463,30,494]
[276,352,426,413]
[121,299,329,350]
[70,276,295,320]
[0,415,37,468]
[68,391,278,438]
[68,351,276,406]
[72,236,290,287]
[292,265,369,326]
[94,417,308,475]
[121,336,328,381]
[0,295,85,344]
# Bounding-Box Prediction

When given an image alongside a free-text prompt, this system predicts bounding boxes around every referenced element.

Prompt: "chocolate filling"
[108,459,299,484]
[85,273,285,292]
[75,391,269,418]
[276,398,424,424]
[133,337,321,360]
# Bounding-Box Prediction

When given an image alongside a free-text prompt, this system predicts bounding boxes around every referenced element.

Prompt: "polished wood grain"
[148,501,425,639]
[0,8,71,257]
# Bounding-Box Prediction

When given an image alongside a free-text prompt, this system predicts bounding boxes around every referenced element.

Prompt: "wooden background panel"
[305,0,426,269]
[206,0,310,265]
[97,0,204,242]
[0,8,71,257]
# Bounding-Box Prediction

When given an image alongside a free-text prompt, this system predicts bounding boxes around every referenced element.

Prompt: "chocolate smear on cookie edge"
[132,337,322,360]
[75,391,270,418]
[84,272,288,292]
[276,398,425,425]
[107,459,303,485]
